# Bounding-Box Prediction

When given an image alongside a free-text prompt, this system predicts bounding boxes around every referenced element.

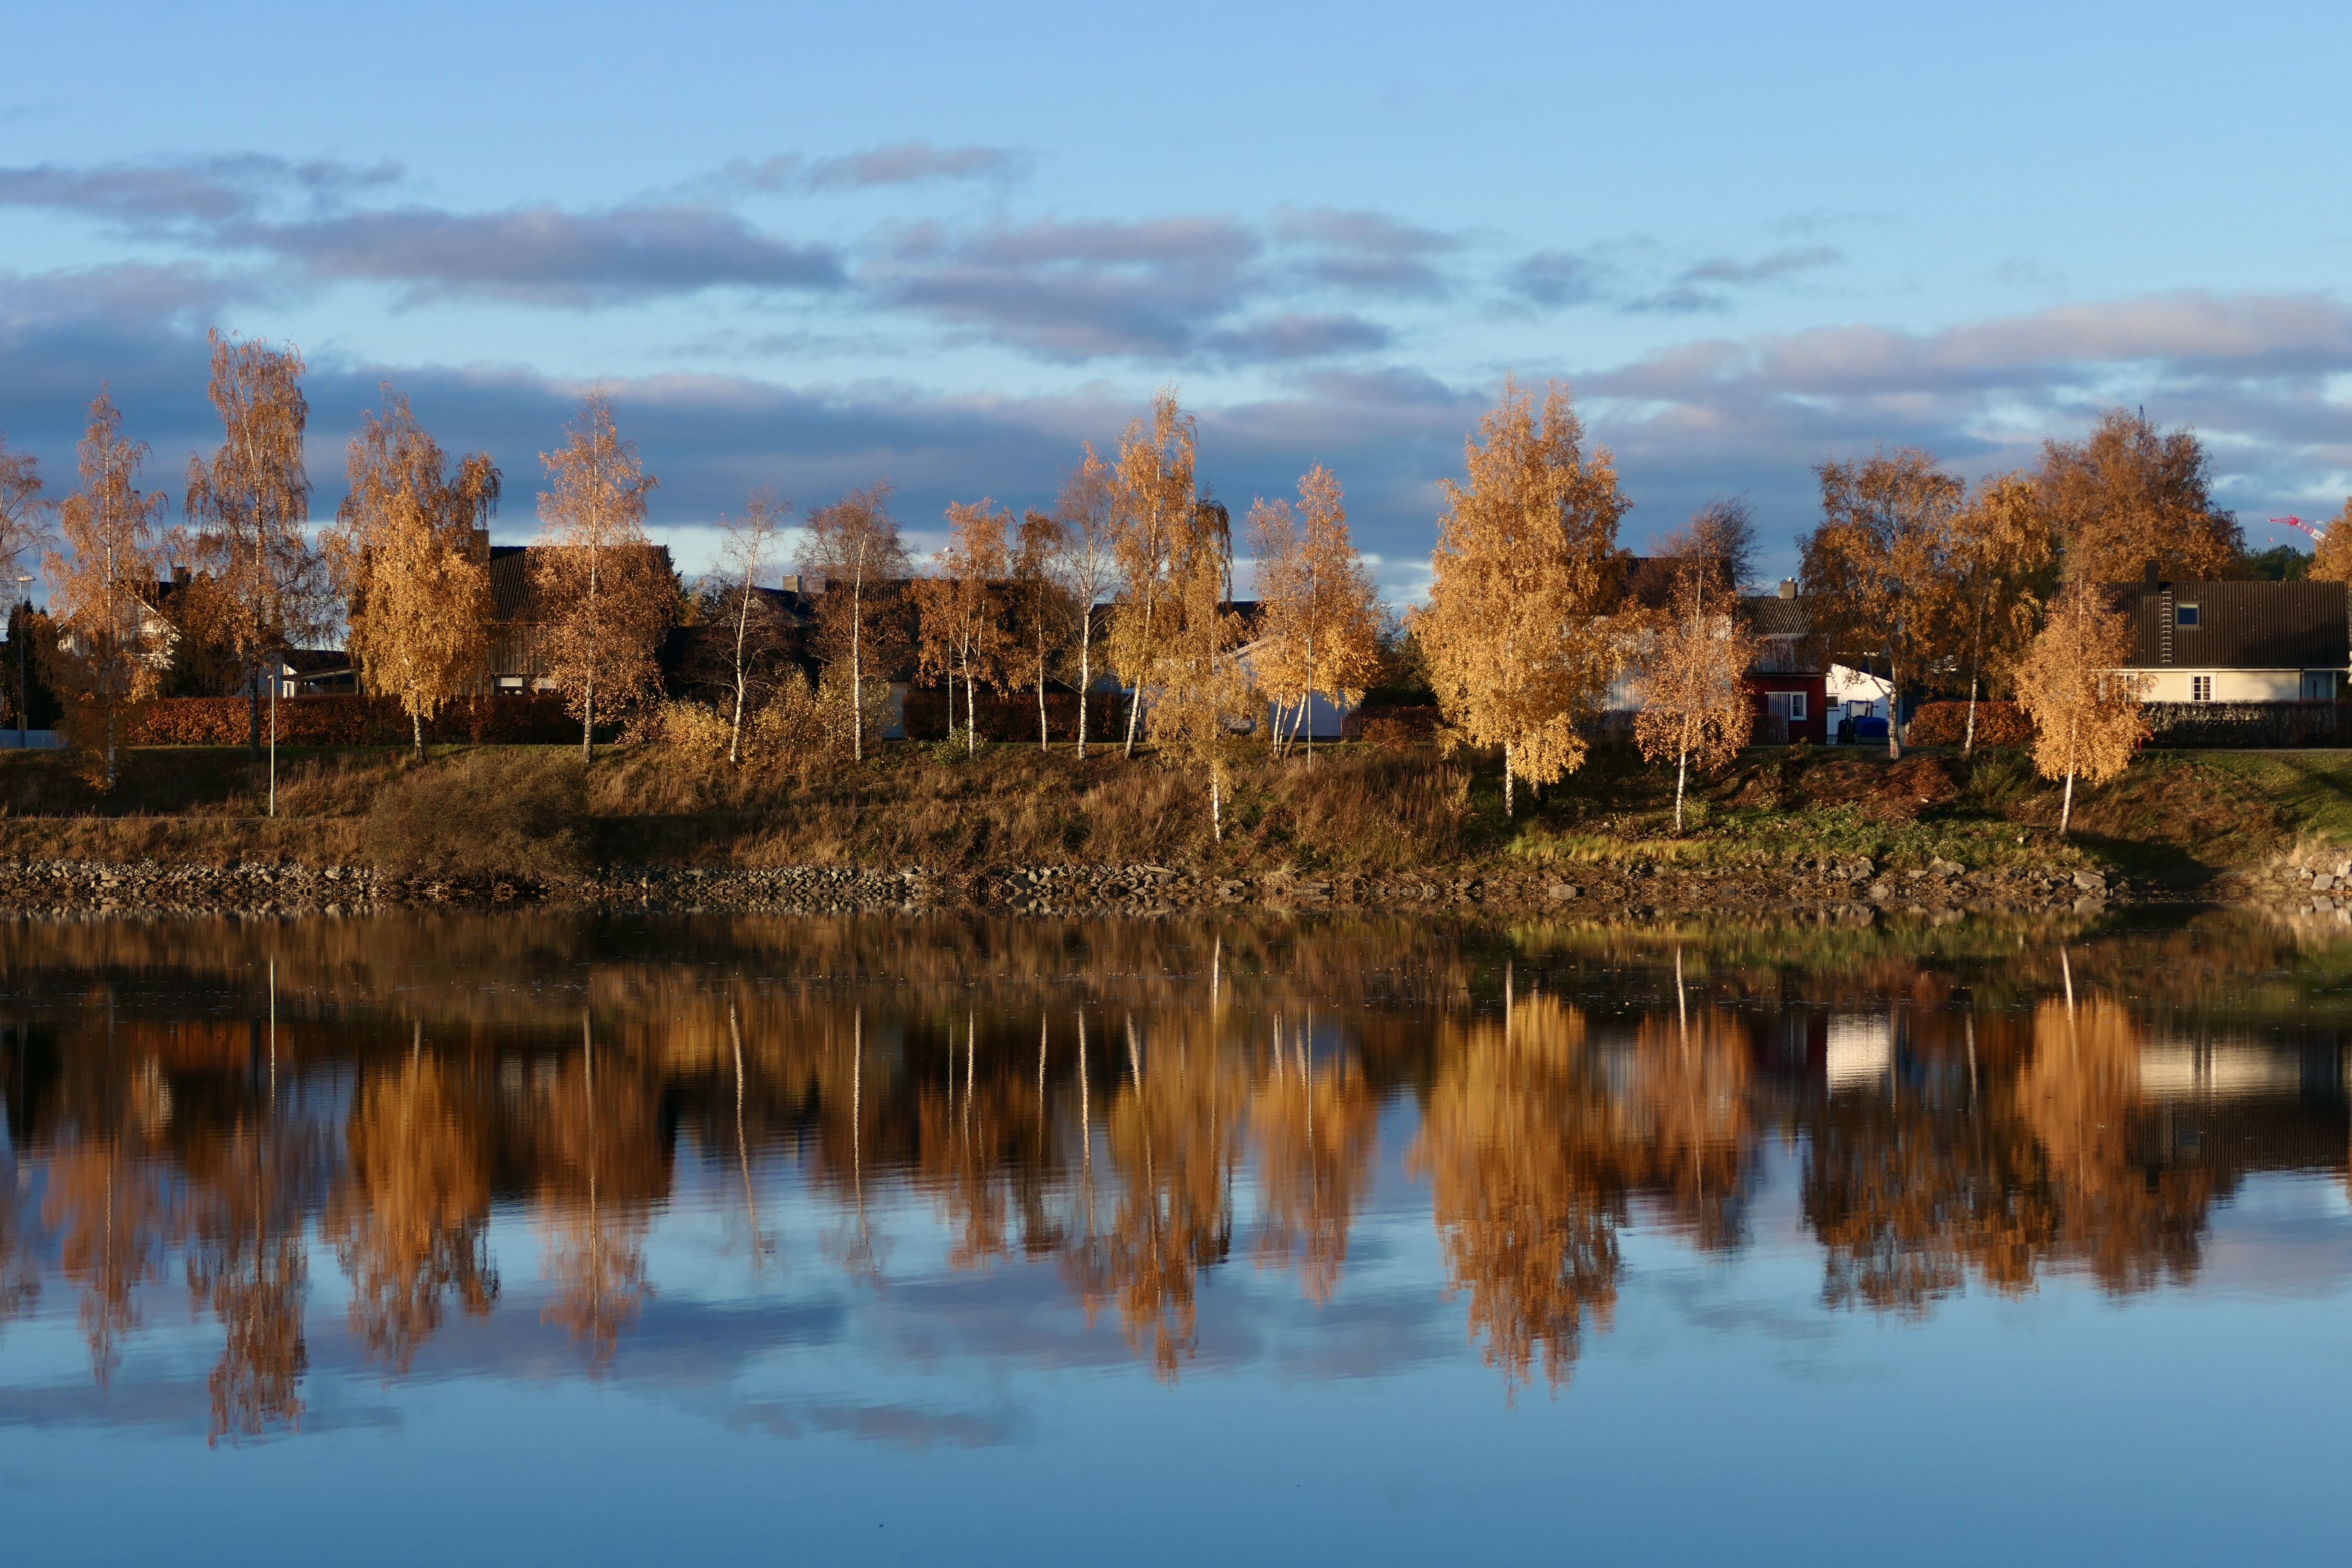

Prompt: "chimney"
[1778,577,1797,600]
[779,572,800,595]
[172,564,190,585]
[2144,559,2161,588]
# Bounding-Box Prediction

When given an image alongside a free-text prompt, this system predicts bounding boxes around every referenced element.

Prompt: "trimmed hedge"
[129,693,582,746]
[2143,700,2348,748]
[1905,700,2035,748]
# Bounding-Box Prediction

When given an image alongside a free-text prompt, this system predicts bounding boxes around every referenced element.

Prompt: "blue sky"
[5,0,2351,595]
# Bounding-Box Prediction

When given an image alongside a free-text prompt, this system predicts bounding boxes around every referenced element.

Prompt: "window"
[2176,603,2200,627]
[2191,676,2211,702]
[1767,692,1808,722]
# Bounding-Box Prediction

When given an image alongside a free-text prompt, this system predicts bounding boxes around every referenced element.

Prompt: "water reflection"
[1,909,2348,1439]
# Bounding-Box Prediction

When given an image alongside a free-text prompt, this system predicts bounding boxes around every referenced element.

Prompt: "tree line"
[0,332,2331,835]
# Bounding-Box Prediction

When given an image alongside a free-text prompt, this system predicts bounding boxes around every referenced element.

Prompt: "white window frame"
[2191,675,2211,702]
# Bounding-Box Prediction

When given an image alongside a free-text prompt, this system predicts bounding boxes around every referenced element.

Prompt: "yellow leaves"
[1417,378,1627,805]
[1249,463,1380,748]
[533,395,673,746]
[2015,583,2150,794]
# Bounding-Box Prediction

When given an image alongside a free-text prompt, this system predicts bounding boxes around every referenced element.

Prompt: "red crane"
[2272,514,2328,543]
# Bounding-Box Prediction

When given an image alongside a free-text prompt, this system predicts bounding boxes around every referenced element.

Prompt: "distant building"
[2106,574,2348,703]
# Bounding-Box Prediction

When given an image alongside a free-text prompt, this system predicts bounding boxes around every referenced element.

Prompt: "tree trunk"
[1885,646,1902,759]
[850,577,864,763]
[1502,740,1514,818]
[1210,767,1221,842]
[1123,600,1153,758]
[1037,659,1048,751]
[1076,626,1091,758]
[1963,593,1986,756]
[1963,674,1979,756]
[731,589,751,767]
[413,706,424,756]
[2060,767,2075,835]
[1304,635,1315,759]
[965,660,977,757]
[1675,716,1691,834]
[581,675,594,761]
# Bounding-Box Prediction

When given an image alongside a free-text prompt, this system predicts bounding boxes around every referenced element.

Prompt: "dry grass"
[358,751,587,879]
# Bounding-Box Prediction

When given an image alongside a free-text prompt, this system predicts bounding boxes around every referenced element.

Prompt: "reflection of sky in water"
[4,910,2352,1564]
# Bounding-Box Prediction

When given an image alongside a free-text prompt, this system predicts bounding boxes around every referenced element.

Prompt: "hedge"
[1343,704,1442,743]
[129,694,583,746]
[2142,700,2350,748]
[1904,700,2035,748]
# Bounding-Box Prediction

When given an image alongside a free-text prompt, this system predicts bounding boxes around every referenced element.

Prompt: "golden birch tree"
[42,392,169,789]
[182,330,323,755]
[1052,443,1118,755]
[1107,390,1198,759]
[1143,499,1256,838]
[533,394,672,759]
[1632,547,1759,833]
[2309,499,2352,583]
[324,390,498,753]
[1248,464,1380,758]
[1796,448,1962,759]
[1415,379,1627,816]
[1934,473,2055,754]
[705,490,792,764]
[915,500,1011,755]
[2035,407,2242,581]
[2014,583,2151,834]
[1013,506,1073,749]
[798,482,909,762]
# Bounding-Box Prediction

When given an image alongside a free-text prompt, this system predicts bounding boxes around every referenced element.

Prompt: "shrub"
[641,698,732,752]
[357,751,586,879]
[129,693,580,746]
[1342,704,1442,744]
[1906,700,2034,748]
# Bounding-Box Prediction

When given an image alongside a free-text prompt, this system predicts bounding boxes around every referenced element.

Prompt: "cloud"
[1506,249,1605,308]
[1272,205,1462,298]
[809,140,1026,189]
[0,154,398,227]
[1200,311,1390,362]
[864,215,1263,360]
[1677,245,1841,286]
[228,203,845,306]
[706,142,1027,196]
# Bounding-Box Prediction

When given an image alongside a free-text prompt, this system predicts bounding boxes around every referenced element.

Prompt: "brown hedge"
[1904,699,2035,748]
[129,694,581,746]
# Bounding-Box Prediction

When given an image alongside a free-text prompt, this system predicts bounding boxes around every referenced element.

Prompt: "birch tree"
[324,390,498,754]
[1142,498,1253,838]
[798,483,908,762]
[1247,464,1379,757]
[2309,498,2352,583]
[1013,507,1074,750]
[704,491,792,764]
[1107,391,1197,758]
[0,430,46,589]
[1052,442,1117,756]
[43,393,169,789]
[1797,448,1962,759]
[913,500,1010,755]
[1632,547,1758,833]
[533,394,671,759]
[2035,408,2241,581]
[1415,379,1627,816]
[1936,473,2054,754]
[183,330,324,756]
[2015,583,2149,835]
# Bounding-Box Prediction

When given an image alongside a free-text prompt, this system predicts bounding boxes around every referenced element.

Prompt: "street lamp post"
[13,573,29,752]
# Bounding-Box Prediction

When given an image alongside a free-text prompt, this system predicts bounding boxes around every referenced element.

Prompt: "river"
[1,909,2346,1563]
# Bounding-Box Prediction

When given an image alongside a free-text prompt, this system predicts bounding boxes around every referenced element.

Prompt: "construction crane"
[2272,514,2328,543]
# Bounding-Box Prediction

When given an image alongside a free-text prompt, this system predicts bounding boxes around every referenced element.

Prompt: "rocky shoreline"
[0,853,2164,922]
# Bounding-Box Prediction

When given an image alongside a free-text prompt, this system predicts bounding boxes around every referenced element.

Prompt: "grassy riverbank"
[3,737,2345,888]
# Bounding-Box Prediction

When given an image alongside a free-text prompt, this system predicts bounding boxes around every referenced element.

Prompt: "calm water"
[3,910,2350,1564]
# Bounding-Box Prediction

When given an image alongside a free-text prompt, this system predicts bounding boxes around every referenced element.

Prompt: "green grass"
[2183,751,2352,846]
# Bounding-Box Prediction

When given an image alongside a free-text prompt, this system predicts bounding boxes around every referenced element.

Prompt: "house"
[2108,573,2348,702]
[481,537,679,694]
[1742,582,1829,744]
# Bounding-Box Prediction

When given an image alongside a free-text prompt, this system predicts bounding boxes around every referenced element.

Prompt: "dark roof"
[486,543,677,623]
[1741,594,1810,639]
[2111,580,2349,670]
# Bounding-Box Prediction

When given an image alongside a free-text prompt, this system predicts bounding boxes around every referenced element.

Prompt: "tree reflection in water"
[0,907,2344,1425]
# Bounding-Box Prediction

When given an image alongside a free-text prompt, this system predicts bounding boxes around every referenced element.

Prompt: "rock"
[1546,882,1582,902]
[1928,857,1965,878]
[2072,869,2107,892]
